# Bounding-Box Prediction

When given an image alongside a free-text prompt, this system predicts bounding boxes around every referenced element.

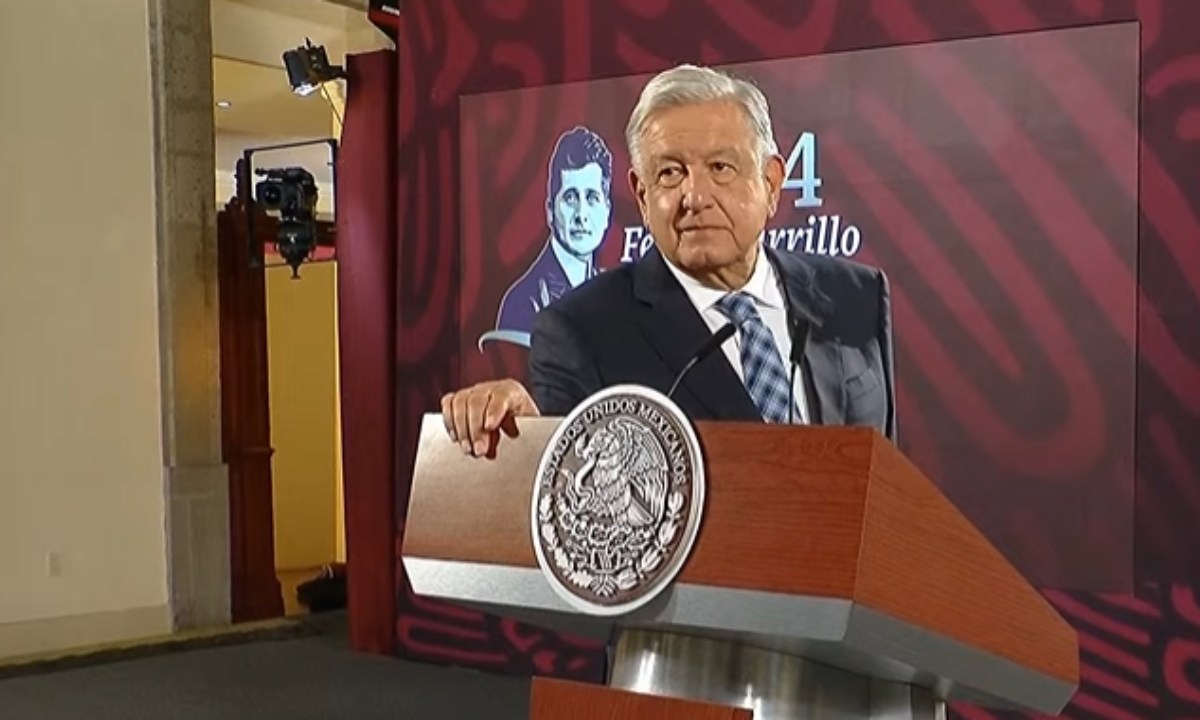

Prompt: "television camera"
[254,166,319,277]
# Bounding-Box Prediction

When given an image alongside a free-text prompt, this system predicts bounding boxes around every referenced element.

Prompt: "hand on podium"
[440,379,540,457]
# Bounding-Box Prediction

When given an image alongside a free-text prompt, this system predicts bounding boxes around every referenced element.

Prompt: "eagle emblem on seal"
[532,385,705,616]
[566,417,667,529]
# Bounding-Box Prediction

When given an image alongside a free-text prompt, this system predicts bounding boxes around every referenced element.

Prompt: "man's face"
[629,101,784,280]
[550,162,611,258]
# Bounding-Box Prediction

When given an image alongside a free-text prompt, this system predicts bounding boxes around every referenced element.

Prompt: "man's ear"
[629,167,649,220]
[546,170,560,229]
[763,154,786,217]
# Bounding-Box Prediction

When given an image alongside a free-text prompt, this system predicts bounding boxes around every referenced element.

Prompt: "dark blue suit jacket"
[528,246,897,442]
[488,239,601,346]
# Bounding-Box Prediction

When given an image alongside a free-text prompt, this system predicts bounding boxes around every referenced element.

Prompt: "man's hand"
[440,379,540,457]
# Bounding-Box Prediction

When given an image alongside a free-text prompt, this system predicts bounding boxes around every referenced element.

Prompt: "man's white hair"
[625,63,779,174]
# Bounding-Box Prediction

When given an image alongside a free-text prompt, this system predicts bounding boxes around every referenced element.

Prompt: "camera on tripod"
[255,166,319,277]
[241,138,336,274]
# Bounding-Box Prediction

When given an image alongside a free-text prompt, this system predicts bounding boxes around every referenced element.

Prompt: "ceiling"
[220,0,369,29]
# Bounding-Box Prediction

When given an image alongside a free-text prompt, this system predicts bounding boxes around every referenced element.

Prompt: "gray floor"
[0,615,532,719]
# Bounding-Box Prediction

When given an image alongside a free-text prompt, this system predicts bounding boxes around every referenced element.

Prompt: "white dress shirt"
[661,248,811,424]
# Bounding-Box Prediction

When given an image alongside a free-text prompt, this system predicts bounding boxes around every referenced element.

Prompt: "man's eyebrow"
[650,149,739,165]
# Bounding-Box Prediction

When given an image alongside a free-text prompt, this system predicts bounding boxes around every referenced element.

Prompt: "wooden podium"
[401,415,1079,719]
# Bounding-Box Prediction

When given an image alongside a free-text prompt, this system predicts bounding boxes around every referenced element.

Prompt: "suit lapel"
[765,248,846,427]
[633,250,760,421]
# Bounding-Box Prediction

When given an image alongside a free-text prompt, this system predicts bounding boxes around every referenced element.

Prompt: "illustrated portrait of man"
[479,126,614,349]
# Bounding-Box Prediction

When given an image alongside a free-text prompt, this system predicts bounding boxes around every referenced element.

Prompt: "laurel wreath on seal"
[539,490,685,599]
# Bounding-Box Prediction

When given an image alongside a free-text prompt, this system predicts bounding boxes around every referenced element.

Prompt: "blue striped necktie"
[716,292,796,424]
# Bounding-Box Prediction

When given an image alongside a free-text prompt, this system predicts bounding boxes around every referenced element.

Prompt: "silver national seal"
[531,385,706,616]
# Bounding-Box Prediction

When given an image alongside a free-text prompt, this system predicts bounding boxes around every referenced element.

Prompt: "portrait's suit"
[528,246,897,441]
[485,239,601,348]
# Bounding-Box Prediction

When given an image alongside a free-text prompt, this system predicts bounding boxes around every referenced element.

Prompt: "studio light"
[283,39,346,97]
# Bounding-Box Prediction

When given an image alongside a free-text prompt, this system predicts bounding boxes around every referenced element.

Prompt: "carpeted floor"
[0,614,531,720]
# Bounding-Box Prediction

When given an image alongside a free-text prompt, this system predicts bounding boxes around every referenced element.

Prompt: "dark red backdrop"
[337,1,1200,717]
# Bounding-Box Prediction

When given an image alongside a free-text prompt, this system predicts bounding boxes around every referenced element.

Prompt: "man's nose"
[681,171,715,212]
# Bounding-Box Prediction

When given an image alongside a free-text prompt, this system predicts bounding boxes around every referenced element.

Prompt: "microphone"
[763,248,818,424]
[786,315,810,424]
[667,323,737,400]
[788,315,811,366]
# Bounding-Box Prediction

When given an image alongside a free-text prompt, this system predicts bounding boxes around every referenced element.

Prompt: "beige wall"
[265,260,343,570]
[0,1,171,655]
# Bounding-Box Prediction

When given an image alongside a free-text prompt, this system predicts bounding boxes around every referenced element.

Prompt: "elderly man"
[444,64,896,455]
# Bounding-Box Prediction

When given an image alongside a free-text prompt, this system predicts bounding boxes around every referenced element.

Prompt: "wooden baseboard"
[0,604,172,665]
[0,610,322,679]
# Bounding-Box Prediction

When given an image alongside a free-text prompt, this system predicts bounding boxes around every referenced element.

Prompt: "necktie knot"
[716,292,761,328]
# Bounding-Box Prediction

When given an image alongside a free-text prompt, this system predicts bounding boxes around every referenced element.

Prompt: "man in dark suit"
[443,63,895,455]
[528,244,894,434]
